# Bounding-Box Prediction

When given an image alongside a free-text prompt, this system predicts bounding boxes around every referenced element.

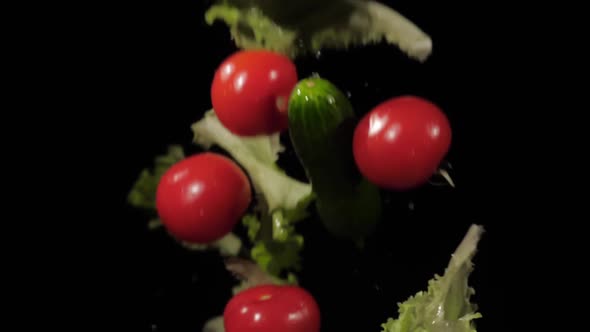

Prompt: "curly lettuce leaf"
[244,211,304,276]
[191,110,313,217]
[203,316,224,332]
[225,257,297,295]
[191,110,313,276]
[181,232,243,257]
[127,145,185,210]
[381,225,484,332]
[243,212,305,275]
[205,0,432,61]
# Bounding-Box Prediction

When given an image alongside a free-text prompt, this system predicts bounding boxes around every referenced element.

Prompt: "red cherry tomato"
[155,152,251,243]
[224,285,321,332]
[211,50,298,136]
[353,96,452,191]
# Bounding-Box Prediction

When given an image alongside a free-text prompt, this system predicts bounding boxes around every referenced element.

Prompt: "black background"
[102,1,511,331]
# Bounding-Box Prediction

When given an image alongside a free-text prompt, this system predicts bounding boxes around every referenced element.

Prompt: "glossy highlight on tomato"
[224,285,321,332]
[211,50,298,136]
[155,152,251,243]
[353,96,452,191]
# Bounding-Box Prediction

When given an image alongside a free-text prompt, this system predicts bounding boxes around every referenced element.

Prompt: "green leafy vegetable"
[242,211,306,276]
[191,110,314,276]
[182,232,243,257]
[127,145,185,210]
[249,214,304,275]
[192,110,312,215]
[381,224,484,332]
[205,0,432,61]
[225,257,297,295]
[203,316,224,332]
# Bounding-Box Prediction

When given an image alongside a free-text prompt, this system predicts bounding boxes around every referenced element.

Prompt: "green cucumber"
[287,77,381,243]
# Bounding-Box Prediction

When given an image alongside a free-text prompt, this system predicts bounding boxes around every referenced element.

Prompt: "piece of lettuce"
[225,257,297,294]
[181,232,243,257]
[246,212,305,276]
[192,110,313,215]
[203,316,224,332]
[191,110,314,276]
[205,0,432,62]
[127,145,185,211]
[243,212,305,276]
[380,224,484,332]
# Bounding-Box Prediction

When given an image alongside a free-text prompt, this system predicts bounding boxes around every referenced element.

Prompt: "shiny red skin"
[211,50,298,136]
[155,153,251,243]
[223,285,321,332]
[353,96,452,191]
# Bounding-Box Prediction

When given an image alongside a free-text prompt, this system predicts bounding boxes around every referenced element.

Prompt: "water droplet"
[374,283,381,291]
[315,50,322,59]
[408,202,415,211]
[346,91,352,98]
[151,324,158,331]
[327,95,335,104]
